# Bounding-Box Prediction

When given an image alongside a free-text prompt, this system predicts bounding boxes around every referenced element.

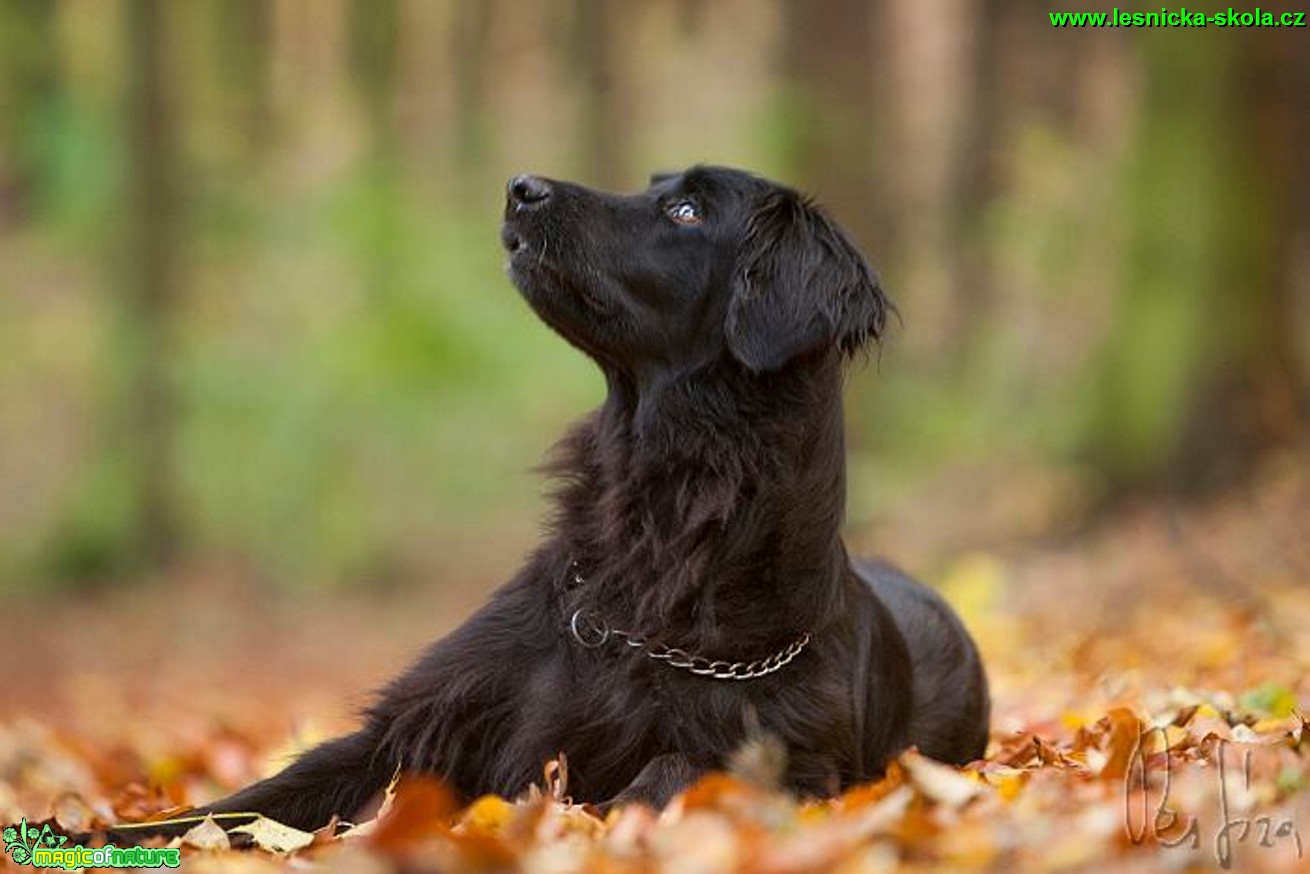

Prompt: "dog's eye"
[666,200,702,226]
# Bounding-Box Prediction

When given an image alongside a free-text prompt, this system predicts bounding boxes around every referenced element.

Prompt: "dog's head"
[501,166,889,376]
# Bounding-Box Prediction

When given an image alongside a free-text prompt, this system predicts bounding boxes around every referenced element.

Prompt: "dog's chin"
[508,251,612,313]
[507,256,567,309]
[507,262,618,365]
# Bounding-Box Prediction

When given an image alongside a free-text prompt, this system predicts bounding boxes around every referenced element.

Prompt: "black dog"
[184,166,989,832]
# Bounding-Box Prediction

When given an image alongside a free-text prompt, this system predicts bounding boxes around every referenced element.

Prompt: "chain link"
[564,560,812,681]
[569,608,811,681]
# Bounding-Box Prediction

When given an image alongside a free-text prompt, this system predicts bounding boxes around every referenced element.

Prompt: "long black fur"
[172,166,989,832]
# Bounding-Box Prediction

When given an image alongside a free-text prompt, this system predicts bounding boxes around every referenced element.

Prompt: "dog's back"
[856,559,990,764]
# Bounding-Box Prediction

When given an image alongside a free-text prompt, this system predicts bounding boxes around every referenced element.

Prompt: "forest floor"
[2,449,1308,872]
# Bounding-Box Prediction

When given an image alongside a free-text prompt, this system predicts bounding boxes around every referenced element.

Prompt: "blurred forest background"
[1,0,1307,594]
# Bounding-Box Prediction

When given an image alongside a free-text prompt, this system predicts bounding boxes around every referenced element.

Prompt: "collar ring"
[570,609,611,648]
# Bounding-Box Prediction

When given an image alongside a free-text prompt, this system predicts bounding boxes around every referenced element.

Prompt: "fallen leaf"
[456,795,514,835]
[367,776,456,851]
[181,815,231,851]
[229,816,315,853]
[901,751,982,808]
[1097,707,1142,780]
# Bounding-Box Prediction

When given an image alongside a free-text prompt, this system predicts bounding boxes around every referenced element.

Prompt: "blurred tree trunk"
[1165,30,1310,490]
[124,0,181,569]
[1083,30,1308,495]
[674,0,706,36]
[219,0,274,158]
[349,0,401,299]
[776,0,878,248]
[573,0,626,189]
[350,0,399,158]
[0,0,59,225]
[878,0,976,357]
[452,0,494,199]
[950,0,1005,356]
[1235,28,1309,439]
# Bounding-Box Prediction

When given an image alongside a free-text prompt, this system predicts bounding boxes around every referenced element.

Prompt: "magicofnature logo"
[3,818,180,869]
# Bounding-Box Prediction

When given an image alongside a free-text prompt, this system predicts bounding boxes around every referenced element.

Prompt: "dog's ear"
[725,190,890,373]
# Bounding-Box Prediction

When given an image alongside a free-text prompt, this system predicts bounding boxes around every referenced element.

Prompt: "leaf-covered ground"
[3,451,1308,872]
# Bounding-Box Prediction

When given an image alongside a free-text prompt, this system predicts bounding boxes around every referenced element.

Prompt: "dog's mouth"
[501,222,554,279]
[500,224,528,257]
[501,222,558,276]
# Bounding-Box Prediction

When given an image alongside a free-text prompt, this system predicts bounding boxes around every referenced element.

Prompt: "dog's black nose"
[508,174,552,209]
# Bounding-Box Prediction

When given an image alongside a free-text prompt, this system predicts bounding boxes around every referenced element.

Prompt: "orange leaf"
[837,760,906,811]
[1098,707,1143,780]
[678,772,758,811]
[368,775,457,851]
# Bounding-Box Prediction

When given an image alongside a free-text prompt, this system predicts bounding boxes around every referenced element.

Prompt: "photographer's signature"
[1127,728,1303,869]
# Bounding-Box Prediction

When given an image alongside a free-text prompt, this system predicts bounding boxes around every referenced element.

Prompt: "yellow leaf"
[1139,724,1189,755]
[1059,710,1087,731]
[984,769,1027,802]
[145,754,186,787]
[1240,683,1299,718]
[459,795,515,835]
[795,801,830,825]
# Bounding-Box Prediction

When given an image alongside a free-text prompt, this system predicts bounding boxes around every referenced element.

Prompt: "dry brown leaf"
[6,462,1310,873]
[229,816,315,854]
[366,775,456,851]
[1097,707,1142,780]
[181,815,232,851]
[900,750,982,808]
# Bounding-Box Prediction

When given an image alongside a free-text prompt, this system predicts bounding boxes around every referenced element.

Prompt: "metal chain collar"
[565,561,812,681]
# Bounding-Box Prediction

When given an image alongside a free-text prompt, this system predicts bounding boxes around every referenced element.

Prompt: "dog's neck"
[546,356,851,653]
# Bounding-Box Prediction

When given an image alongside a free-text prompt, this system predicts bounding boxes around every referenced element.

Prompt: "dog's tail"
[108,728,394,841]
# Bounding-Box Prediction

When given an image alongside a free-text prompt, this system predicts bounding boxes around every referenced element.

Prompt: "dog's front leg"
[602,753,705,810]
